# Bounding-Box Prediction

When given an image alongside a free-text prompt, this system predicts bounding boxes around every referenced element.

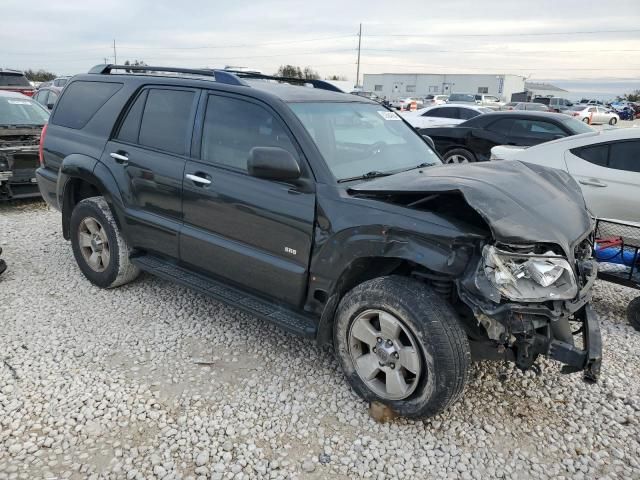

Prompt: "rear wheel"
[443,148,476,164]
[70,196,140,288]
[609,117,618,125]
[333,276,471,418]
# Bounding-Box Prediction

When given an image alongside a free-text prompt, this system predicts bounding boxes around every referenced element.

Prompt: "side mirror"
[421,134,435,149]
[46,103,54,110]
[247,147,301,181]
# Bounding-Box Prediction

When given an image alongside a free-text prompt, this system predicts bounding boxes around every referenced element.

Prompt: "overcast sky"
[4,0,639,98]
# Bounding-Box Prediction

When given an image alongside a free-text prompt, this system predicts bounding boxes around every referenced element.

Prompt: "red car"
[0,68,35,97]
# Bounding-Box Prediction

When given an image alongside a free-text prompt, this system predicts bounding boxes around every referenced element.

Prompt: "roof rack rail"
[224,70,344,93]
[88,64,249,87]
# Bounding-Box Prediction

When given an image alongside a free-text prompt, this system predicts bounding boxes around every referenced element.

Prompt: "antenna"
[356,23,362,88]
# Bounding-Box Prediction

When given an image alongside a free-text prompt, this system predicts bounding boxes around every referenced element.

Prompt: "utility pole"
[113,39,117,65]
[355,23,362,89]
[103,57,109,65]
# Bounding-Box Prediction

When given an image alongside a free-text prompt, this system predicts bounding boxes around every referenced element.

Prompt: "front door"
[102,86,198,258]
[180,92,315,306]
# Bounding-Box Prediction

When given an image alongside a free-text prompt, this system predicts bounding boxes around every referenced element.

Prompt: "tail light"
[39,124,48,166]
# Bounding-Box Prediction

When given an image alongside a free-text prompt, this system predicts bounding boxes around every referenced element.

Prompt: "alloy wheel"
[78,216,110,272]
[446,154,469,164]
[348,309,423,400]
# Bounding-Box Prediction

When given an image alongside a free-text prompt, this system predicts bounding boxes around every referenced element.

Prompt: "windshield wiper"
[337,170,392,183]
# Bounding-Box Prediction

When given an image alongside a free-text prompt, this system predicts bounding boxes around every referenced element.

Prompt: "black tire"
[70,196,140,288]
[333,276,471,418]
[627,297,640,332]
[443,148,476,164]
[609,117,617,126]
[583,117,591,124]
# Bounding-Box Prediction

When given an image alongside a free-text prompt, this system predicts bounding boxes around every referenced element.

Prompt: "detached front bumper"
[548,303,601,382]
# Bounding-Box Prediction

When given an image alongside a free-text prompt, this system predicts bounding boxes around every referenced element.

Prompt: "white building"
[362,73,526,102]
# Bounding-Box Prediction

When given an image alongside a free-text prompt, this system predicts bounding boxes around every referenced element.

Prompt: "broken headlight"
[482,245,578,302]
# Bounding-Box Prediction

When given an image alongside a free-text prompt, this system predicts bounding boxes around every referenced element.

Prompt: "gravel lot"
[1,201,639,480]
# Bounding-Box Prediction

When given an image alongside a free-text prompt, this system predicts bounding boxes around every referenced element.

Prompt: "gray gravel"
[1,200,639,480]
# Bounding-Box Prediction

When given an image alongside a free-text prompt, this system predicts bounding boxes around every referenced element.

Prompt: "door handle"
[110,152,129,164]
[185,173,212,185]
[579,178,607,188]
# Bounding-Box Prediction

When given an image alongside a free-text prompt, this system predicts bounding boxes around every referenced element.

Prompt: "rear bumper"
[36,167,59,209]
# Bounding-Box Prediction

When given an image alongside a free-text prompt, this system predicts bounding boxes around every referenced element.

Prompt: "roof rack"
[88,64,249,87]
[88,64,344,93]
[225,70,344,93]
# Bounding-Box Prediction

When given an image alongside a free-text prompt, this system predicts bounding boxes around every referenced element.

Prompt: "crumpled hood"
[350,160,592,255]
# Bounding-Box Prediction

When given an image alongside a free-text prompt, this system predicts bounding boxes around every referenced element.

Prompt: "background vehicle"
[0,91,49,200]
[32,86,62,111]
[569,105,619,125]
[390,97,423,110]
[490,128,640,223]
[506,102,551,112]
[38,76,72,90]
[0,247,5,276]
[37,65,601,418]
[401,104,492,129]
[351,91,380,101]
[0,68,35,97]
[533,97,573,113]
[447,93,503,110]
[422,94,448,106]
[419,111,594,164]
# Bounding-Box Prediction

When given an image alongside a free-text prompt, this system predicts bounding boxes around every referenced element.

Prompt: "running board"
[131,255,317,338]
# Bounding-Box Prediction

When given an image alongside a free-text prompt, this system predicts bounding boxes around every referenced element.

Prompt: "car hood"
[349,160,592,255]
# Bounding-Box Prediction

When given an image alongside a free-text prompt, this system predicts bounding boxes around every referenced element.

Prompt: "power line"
[361,48,640,55]
[363,28,640,38]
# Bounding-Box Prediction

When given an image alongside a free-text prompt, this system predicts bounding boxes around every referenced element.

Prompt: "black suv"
[37,65,601,418]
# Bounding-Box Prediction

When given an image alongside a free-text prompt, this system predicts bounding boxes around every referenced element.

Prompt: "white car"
[490,128,640,223]
[568,105,620,125]
[400,104,493,129]
[423,94,449,106]
[390,97,424,111]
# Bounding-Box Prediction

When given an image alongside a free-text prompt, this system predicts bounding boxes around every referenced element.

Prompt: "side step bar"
[131,255,318,338]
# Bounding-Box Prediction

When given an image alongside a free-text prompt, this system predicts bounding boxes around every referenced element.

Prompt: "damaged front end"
[0,126,42,200]
[460,240,601,382]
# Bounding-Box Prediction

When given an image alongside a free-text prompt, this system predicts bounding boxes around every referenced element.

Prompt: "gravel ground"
[1,200,639,480]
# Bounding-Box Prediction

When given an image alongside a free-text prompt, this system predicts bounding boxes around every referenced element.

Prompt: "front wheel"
[70,196,140,288]
[333,276,471,418]
[443,148,476,164]
[583,117,591,124]
[609,117,618,125]
[627,297,640,332]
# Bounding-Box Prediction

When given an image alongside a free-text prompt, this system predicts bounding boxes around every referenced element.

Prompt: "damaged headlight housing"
[481,245,578,302]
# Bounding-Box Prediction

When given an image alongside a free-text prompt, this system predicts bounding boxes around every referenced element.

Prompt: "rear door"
[180,92,315,306]
[101,86,198,258]
[565,140,640,222]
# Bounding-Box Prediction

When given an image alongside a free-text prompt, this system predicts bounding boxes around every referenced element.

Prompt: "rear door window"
[116,90,148,144]
[487,119,513,136]
[138,89,195,155]
[609,140,640,173]
[458,108,480,120]
[571,144,609,166]
[52,81,122,129]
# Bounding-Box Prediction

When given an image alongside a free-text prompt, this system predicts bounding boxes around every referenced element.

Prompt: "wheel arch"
[60,155,125,240]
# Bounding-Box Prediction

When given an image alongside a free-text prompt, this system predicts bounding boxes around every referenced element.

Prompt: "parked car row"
[400,104,493,128]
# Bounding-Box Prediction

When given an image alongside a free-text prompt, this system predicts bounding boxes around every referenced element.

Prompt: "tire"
[333,276,471,418]
[70,196,140,288]
[627,297,640,332]
[583,117,591,124]
[443,148,476,164]
[609,117,617,126]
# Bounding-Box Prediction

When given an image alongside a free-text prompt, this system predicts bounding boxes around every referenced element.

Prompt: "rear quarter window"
[52,80,122,129]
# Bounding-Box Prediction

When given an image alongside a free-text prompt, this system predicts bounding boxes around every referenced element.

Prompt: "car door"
[565,140,640,222]
[181,91,315,306]
[101,86,198,258]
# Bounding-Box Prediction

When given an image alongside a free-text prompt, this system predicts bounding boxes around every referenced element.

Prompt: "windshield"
[290,102,441,181]
[0,96,50,125]
[562,116,594,134]
[448,93,475,102]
